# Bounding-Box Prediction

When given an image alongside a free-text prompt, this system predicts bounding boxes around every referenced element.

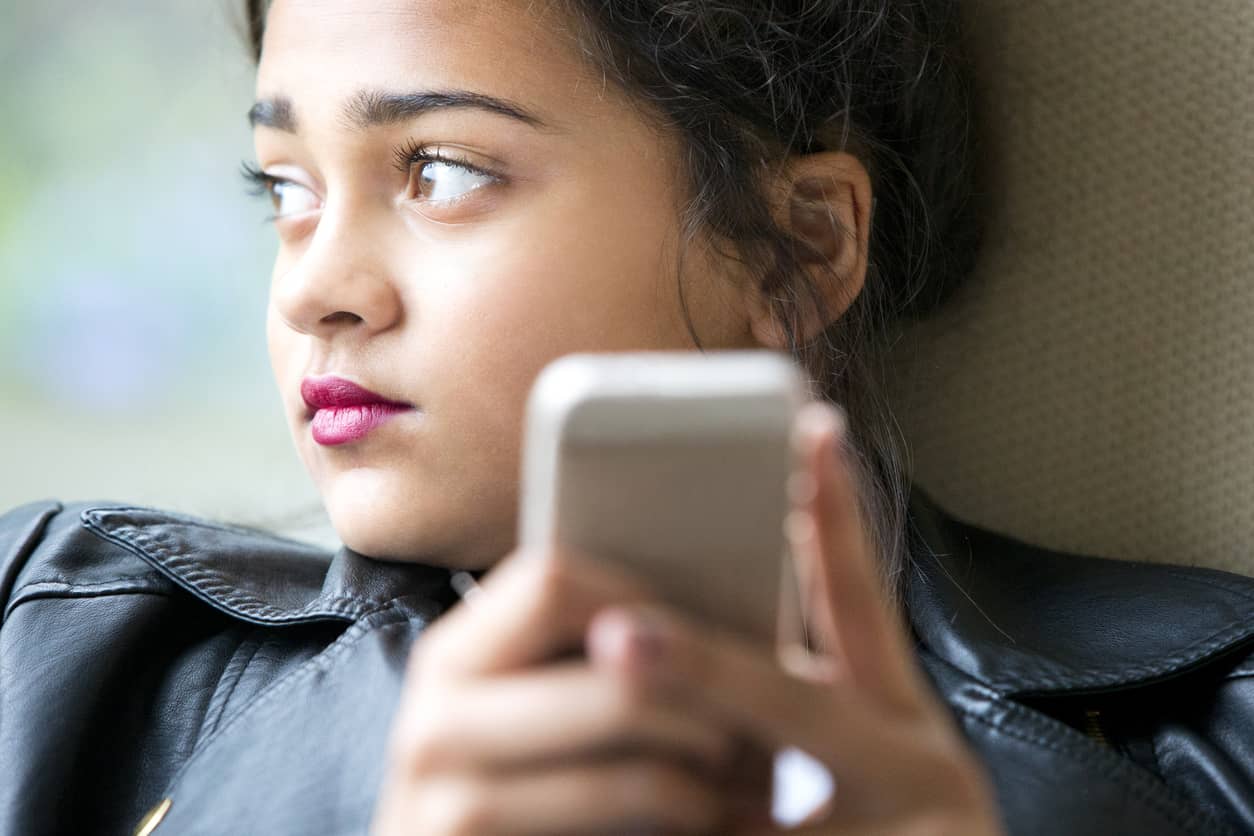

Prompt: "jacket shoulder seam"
[0,500,64,618]
[4,582,173,621]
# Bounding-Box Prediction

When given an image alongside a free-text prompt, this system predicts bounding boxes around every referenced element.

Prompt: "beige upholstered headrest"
[886,2,1254,574]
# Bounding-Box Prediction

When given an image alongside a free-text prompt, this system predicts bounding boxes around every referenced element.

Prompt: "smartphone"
[517,350,807,644]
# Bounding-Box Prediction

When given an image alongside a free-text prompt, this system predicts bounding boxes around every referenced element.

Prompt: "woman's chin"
[317,471,431,561]
[334,522,424,563]
[318,469,502,567]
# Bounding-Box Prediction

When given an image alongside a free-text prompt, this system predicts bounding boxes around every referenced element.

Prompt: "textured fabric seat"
[887,1,1254,574]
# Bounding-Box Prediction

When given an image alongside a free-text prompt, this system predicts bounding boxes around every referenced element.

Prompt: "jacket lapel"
[81,505,462,625]
[905,488,1254,697]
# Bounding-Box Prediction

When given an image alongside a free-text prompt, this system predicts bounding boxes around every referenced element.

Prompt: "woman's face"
[256,0,759,567]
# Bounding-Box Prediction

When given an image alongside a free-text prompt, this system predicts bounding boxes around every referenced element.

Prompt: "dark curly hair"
[241,0,981,599]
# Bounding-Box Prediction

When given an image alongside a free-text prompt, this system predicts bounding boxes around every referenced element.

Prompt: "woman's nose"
[270,218,403,340]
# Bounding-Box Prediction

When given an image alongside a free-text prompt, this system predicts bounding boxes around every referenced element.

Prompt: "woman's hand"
[370,532,741,834]
[585,402,1006,835]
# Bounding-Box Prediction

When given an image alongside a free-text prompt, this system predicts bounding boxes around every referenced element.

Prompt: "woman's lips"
[300,375,417,446]
[309,402,413,445]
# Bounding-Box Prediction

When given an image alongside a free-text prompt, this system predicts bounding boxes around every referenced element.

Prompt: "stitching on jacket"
[920,651,1232,835]
[1225,664,1254,678]
[200,629,266,742]
[160,605,414,795]
[81,513,367,624]
[920,529,1254,694]
[84,505,318,549]
[955,707,1223,835]
[947,681,1237,836]
[153,551,364,619]
[993,620,1254,694]
[120,525,352,618]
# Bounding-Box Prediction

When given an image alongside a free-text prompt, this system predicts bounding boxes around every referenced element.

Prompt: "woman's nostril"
[321,311,363,325]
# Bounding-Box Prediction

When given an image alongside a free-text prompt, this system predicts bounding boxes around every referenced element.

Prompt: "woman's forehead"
[256,0,593,125]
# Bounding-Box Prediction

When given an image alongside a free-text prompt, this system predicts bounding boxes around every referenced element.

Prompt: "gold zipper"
[1083,708,1111,747]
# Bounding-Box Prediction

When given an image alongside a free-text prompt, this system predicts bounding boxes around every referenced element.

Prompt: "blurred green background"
[1,1,333,544]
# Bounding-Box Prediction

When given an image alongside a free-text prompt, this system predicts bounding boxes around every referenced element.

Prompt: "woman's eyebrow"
[249,96,297,132]
[247,89,555,133]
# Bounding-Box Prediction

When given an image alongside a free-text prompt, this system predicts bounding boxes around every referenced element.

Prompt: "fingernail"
[798,403,847,472]
[588,608,669,669]
[823,402,848,446]
[623,609,670,664]
[799,401,845,448]
[587,609,633,665]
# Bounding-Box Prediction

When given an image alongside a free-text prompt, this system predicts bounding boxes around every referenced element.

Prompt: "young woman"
[4,2,1252,835]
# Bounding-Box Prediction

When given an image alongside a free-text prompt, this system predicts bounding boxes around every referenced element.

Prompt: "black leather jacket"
[2,490,1253,836]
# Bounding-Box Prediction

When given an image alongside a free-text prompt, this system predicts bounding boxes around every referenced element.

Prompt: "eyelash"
[389,138,498,185]
[239,160,284,223]
[239,143,499,220]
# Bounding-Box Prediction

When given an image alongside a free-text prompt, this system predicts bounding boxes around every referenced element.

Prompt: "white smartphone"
[517,350,808,644]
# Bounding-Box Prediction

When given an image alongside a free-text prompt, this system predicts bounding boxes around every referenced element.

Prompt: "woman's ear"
[745,151,873,349]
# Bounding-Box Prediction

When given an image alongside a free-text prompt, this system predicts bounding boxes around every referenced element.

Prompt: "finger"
[587,603,874,772]
[595,611,971,830]
[414,545,656,677]
[794,401,926,713]
[391,660,734,776]
[389,758,725,836]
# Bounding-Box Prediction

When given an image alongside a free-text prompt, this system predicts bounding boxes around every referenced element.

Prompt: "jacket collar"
[81,506,463,626]
[85,495,1254,697]
[906,487,1254,697]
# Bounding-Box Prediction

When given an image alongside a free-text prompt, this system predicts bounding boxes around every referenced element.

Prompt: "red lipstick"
[301,376,416,446]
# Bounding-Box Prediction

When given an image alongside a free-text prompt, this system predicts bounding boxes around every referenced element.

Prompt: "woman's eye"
[413,159,495,203]
[269,180,320,217]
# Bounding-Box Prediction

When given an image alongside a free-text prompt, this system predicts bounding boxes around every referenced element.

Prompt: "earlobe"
[744,151,872,348]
